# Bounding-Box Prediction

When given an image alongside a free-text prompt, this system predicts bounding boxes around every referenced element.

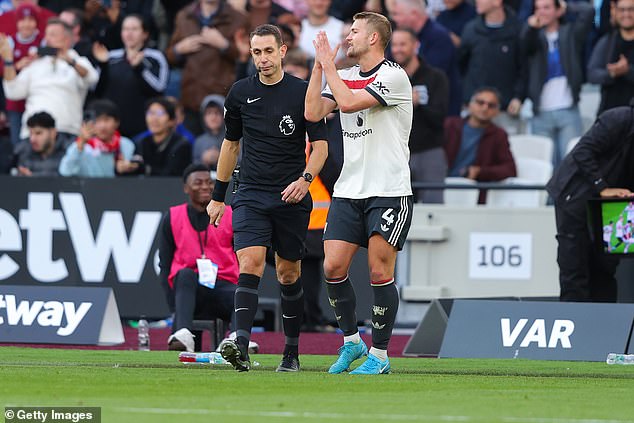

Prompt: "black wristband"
[211,180,230,202]
[3,60,13,67]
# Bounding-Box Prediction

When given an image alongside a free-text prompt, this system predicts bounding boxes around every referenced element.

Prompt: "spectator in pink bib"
[159,163,239,352]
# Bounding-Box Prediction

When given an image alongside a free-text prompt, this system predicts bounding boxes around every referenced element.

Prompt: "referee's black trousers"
[554,197,619,302]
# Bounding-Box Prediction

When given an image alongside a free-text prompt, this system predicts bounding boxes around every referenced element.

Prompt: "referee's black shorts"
[231,185,312,261]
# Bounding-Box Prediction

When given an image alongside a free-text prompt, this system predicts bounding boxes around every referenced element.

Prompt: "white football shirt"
[625,203,634,223]
[323,60,413,199]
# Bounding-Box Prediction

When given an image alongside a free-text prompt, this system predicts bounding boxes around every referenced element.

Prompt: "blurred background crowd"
[0,0,629,206]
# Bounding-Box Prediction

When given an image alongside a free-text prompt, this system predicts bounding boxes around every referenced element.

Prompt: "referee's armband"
[211,180,230,202]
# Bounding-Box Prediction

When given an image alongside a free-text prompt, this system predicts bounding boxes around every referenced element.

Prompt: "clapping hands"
[200,27,229,50]
[92,42,109,63]
[174,35,204,55]
[0,34,13,62]
[312,31,339,69]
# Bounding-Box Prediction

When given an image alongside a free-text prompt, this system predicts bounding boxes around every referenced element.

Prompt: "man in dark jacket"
[546,105,634,303]
[459,0,524,133]
[444,87,517,203]
[12,112,69,177]
[437,0,477,47]
[391,28,449,203]
[587,0,634,114]
[521,0,594,166]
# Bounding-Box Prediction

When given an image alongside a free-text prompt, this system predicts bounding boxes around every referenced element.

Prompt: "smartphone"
[37,46,58,57]
[82,109,96,123]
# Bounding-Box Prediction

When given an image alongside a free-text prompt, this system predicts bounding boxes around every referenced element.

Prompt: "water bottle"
[606,353,634,365]
[138,318,150,351]
[177,352,260,367]
[178,352,227,364]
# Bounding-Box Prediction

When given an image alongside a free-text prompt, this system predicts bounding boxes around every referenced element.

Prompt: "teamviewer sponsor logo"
[342,128,373,140]
[0,294,92,336]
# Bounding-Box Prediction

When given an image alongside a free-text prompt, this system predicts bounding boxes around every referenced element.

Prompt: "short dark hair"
[183,163,211,183]
[393,27,418,41]
[123,13,149,33]
[61,8,84,29]
[26,111,56,129]
[278,24,295,46]
[284,48,309,69]
[250,24,283,47]
[471,86,502,104]
[87,99,120,121]
[145,97,176,120]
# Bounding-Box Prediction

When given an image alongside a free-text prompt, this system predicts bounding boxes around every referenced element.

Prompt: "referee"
[207,24,328,372]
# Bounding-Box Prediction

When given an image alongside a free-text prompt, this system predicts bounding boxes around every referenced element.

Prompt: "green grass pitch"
[1,347,634,423]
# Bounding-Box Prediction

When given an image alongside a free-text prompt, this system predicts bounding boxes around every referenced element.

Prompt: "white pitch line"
[114,407,469,421]
[503,419,633,423]
[113,407,633,423]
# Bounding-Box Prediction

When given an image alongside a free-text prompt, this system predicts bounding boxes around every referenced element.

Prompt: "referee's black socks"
[234,273,260,354]
[280,279,304,356]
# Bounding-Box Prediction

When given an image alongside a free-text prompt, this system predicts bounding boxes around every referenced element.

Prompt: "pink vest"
[168,203,238,288]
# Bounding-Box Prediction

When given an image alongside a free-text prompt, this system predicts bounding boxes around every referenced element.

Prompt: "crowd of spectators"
[0,0,629,205]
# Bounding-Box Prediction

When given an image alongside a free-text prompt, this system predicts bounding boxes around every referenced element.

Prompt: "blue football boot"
[350,352,391,375]
[328,340,368,374]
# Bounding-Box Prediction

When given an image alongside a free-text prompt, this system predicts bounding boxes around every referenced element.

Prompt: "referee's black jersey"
[224,72,328,189]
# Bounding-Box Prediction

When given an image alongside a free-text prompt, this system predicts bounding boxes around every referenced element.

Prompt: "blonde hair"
[353,11,392,50]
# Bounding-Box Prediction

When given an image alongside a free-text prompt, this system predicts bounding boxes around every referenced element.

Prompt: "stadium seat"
[486,178,546,207]
[487,158,553,206]
[508,134,554,163]
[515,157,553,183]
[444,177,479,206]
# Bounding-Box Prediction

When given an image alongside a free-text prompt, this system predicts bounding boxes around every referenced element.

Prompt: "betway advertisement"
[0,285,124,345]
[0,176,185,318]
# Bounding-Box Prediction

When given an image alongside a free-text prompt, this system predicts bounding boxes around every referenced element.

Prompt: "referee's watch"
[302,172,313,183]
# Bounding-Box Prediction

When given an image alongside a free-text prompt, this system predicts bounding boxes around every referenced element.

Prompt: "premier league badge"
[279,115,295,135]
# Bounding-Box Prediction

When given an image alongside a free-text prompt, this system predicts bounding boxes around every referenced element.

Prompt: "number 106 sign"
[468,233,532,280]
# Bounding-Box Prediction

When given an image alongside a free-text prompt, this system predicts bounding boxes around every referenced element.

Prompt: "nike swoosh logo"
[235,307,249,312]
[282,314,296,319]
[246,97,261,104]
[380,363,389,373]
